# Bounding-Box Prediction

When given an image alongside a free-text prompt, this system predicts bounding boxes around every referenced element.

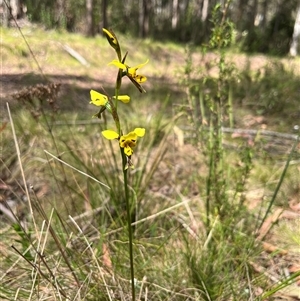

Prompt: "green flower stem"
[228,82,233,128]
[110,37,136,300]
[199,89,206,125]
[121,148,136,301]
[114,65,135,300]
[108,98,121,135]
[114,71,123,135]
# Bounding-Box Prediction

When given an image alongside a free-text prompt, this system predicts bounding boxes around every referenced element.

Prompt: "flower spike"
[108,59,149,93]
[101,128,146,169]
[90,90,130,118]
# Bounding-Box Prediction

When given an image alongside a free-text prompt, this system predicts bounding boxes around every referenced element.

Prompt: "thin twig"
[183,126,299,141]
[44,150,111,190]
[60,43,90,66]
[6,103,39,236]
[105,196,194,237]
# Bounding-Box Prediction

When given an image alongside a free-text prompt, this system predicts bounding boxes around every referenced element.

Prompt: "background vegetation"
[2,0,300,56]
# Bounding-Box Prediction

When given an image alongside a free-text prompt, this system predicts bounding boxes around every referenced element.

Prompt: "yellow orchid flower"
[90,90,130,119]
[108,59,149,93]
[120,128,145,156]
[90,90,130,106]
[102,128,145,157]
[109,59,148,83]
[90,90,108,106]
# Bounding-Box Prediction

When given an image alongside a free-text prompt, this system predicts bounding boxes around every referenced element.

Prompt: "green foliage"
[20,0,299,56]
[184,232,257,300]
[26,0,85,30]
[237,61,300,121]
[177,4,300,300]
[209,4,235,49]
[241,0,298,56]
[12,223,34,262]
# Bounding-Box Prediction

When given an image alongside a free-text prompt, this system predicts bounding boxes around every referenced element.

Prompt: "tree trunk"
[250,0,258,30]
[56,0,65,28]
[290,4,300,56]
[261,0,268,30]
[201,0,209,22]
[10,0,20,19]
[86,0,94,36]
[139,0,149,38]
[180,0,190,40]
[244,0,258,44]
[0,0,10,27]
[101,0,108,30]
[1,0,26,25]
[171,0,179,29]
[236,0,249,31]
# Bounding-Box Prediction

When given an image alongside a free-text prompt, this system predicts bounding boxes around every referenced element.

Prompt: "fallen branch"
[183,126,299,141]
[60,43,90,66]
[221,127,299,141]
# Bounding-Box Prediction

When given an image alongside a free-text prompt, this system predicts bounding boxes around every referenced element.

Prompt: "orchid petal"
[134,128,145,137]
[124,146,133,156]
[90,90,108,106]
[134,75,147,83]
[102,130,119,140]
[113,95,130,103]
[130,59,149,71]
[108,60,127,70]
